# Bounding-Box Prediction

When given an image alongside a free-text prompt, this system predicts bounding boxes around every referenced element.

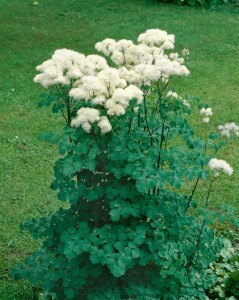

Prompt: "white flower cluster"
[34,29,191,134]
[200,107,213,123]
[208,158,233,176]
[69,67,143,118]
[34,49,108,88]
[218,122,239,138]
[34,49,143,133]
[95,29,190,86]
[138,29,175,48]
[71,108,112,134]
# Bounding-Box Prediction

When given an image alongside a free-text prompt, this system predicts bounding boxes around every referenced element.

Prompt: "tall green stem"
[157,122,165,169]
[143,95,152,145]
[186,177,218,275]
[185,177,200,212]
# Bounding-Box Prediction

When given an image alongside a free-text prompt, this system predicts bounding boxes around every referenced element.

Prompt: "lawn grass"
[0,0,239,298]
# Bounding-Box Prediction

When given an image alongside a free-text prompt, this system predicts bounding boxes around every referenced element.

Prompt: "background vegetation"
[0,0,238,298]
[158,0,238,10]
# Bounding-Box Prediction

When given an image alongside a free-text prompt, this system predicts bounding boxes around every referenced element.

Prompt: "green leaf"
[87,189,99,202]
[230,270,239,282]
[132,248,140,259]
[65,288,75,299]
[110,257,127,278]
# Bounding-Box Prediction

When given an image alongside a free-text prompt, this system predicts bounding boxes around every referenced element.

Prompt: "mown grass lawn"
[0,0,239,298]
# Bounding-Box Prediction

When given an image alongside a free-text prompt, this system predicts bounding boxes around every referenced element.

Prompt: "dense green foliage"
[13,71,238,298]
[158,0,235,9]
[208,239,239,299]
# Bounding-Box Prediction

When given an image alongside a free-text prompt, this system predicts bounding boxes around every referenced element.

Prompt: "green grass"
[0,0,239,298]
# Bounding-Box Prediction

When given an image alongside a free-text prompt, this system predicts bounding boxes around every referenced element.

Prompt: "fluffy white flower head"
[155,56,189,77]
[118,67,141,84]
[97,68,126,96]
[203,117,210,123]
[98,116,112,134]
[218,122,239,138]
[34,49,87,88]
[137,29,175,49]
[115,39,134,52]
[111,85,143,109]
[208,158,233,176]
[95,39,116,56]
[86,55,109,73]
[69,76,106,101]
[105,99,125,116]
[71,107,101,133]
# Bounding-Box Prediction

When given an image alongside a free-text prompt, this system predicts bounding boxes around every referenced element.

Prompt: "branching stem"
[164,125,171,149]
[157,122,165,169]
[103,136,108,224]
[56,98,68,123]
[185,177,200,212]
[186,176,218,275]
[186,220,205,276]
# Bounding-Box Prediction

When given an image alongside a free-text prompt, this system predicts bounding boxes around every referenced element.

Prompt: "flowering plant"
[14,29,238,299]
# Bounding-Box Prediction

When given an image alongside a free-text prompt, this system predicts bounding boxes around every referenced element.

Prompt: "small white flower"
[203,117,210,123]
[166,91,179,98]
[200,107,212,123]
[182,48,190,56]
[169,53,179,60]
[200,107,213,116]
[182,99,190,108]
